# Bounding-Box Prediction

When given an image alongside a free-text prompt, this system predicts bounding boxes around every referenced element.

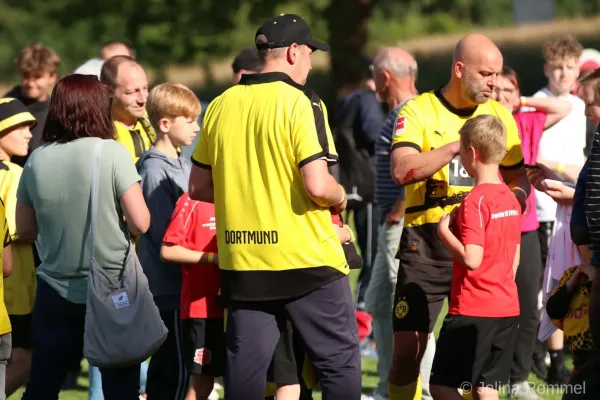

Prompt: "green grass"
[7,257,569,399]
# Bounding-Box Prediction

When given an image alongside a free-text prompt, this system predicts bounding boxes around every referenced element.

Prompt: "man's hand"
[542,181,575,204]
[386,198,405,226]
[526,163,557,191]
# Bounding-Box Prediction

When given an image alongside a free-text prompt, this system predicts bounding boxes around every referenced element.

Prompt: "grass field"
[7,267,571,399]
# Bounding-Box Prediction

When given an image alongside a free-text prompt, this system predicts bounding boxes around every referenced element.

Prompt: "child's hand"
[439,213,451,231]
[438,208,457,231]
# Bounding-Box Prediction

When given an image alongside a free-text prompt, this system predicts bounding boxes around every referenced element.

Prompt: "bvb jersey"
[192,72,348,302]
[114,118,155,163]
[391,89,524,266]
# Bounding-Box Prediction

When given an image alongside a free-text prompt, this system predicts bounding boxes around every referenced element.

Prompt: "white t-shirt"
[533,88,586,222]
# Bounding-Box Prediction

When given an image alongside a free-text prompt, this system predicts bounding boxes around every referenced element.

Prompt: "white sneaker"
[510,381,540,400]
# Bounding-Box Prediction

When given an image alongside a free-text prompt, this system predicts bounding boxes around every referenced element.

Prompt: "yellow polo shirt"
[192,72,347,302]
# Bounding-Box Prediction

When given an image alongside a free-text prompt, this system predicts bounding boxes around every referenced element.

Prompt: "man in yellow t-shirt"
[0,197,13,397]
[188,14,361,400]
[100,56,155,162]
[386,34,530,400]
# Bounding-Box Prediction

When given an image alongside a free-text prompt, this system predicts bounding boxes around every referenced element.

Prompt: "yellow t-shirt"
[0,199,12,334]
[192,72,347,302]
[114,119,154,163]
[391,89,524,266]
[0,160,36,315]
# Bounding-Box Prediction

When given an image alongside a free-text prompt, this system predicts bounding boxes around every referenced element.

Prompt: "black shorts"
[267,317,303,385]
[430,314,518,389]
[393,259,453,333]
[181,318,226,377]
[9,314,32,350]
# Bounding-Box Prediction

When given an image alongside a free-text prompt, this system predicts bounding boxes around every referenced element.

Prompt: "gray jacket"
[136,148,192,310]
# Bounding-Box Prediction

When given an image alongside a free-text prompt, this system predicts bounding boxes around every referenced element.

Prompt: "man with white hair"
[364,47,436,400]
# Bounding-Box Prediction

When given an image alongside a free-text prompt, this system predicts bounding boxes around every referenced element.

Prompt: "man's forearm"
[391,142,458,186]
[307,174,345,208]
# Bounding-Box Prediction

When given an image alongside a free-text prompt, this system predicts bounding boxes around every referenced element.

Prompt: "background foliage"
[3,0,600,108]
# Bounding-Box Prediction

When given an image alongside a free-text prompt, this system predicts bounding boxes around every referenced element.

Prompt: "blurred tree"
[0,0,598,98]
[325,0,374,98]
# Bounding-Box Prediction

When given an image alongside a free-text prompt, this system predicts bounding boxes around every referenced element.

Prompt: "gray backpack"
[83,139,168,368]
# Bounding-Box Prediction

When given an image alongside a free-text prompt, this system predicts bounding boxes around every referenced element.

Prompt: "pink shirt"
[514,111,547,232]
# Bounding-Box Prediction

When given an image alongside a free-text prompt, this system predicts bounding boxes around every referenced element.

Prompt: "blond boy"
[136,84,202,400]
[431,116,522,400]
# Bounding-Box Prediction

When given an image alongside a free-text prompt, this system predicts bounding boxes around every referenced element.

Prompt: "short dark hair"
[100,55,138,90]
[232,47,263,73]
[42,74,115,143]
[100,40,136,59]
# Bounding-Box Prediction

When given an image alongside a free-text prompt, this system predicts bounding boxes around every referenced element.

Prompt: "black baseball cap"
[255,14,329,52]
[232,47,264,73]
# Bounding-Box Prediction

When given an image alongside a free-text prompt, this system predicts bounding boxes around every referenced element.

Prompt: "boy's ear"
[469,145,477,161]
[158,117,170,134]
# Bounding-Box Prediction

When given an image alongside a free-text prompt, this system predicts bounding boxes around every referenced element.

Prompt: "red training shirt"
[448,183,521,317]
[162,193,222,319]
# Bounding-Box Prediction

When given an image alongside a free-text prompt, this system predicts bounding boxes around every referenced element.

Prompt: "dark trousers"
[510,230,543,382]
[146,309,189,400]
[22,279,140,400]
[353,202,380,306]
[224,276,361,400]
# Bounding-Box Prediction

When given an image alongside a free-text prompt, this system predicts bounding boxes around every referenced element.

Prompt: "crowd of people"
[0,10,599,400]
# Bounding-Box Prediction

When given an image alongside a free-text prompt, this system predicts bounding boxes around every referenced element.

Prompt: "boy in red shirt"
[429,115,522,400]
[161,193,222,400]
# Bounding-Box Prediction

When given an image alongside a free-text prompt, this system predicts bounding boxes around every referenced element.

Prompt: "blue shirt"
[573,158,599,266]
[374,101,410,217]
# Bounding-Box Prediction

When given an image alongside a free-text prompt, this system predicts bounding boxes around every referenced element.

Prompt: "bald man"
[387,34,530,400]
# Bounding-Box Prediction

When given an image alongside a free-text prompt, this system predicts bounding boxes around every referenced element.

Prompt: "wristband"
[520,96,527,107]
